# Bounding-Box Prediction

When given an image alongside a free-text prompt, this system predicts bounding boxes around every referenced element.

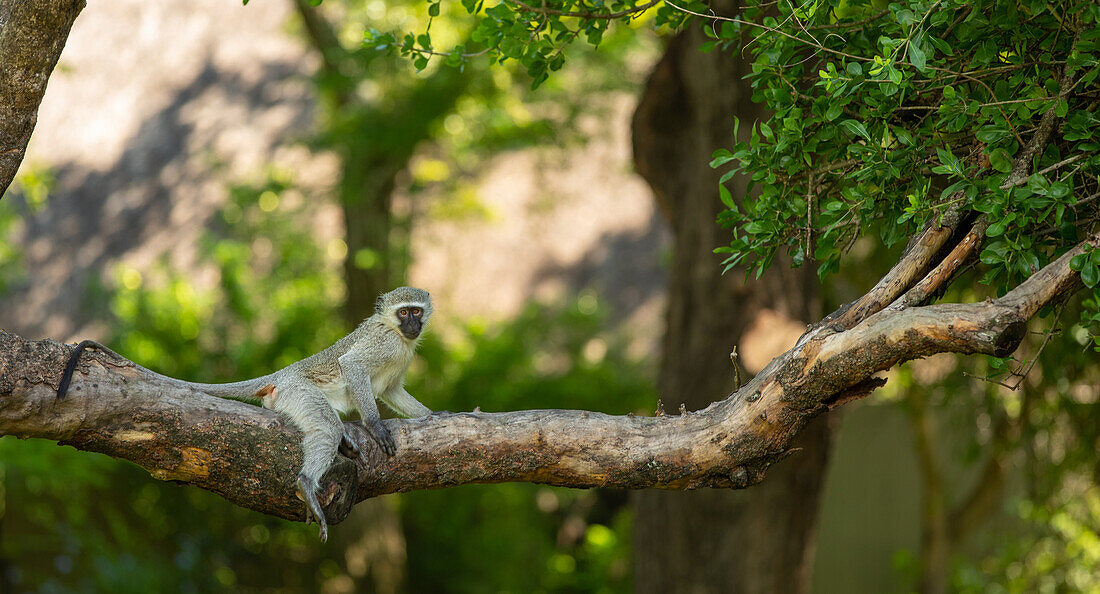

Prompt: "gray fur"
[57,287,434,542]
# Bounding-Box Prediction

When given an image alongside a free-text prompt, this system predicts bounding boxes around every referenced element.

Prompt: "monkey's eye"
[398,308,409,318]
[411,307,422,316]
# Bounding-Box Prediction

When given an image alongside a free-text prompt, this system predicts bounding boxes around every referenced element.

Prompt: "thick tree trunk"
[630,27,831,592]
[0,0,84,199]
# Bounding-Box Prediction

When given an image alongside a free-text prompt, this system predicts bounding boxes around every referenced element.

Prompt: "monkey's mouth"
[399,319,422,339]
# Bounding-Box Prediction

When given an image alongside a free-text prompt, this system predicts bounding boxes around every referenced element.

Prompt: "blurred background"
[0,1,1097,592]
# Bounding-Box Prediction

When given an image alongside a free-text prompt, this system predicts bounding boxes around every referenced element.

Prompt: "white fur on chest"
[321,346,414,417]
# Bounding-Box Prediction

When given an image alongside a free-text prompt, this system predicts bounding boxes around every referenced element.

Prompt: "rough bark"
[2,231,1087,527]
[630,20,828,593]
[0,0,84,199]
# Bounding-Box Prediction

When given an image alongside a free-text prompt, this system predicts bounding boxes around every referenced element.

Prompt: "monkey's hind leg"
[296,426,341,543]
[275,383,343,543]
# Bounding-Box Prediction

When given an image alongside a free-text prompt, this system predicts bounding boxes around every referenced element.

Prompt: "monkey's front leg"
[337,355,396,456]
[379,386,432,418]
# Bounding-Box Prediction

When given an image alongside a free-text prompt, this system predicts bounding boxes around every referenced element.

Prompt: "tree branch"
[0,0,85,199]
[2,233,1092,526]
[826,206,964,331]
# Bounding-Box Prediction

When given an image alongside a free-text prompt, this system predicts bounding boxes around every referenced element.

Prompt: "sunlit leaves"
[698,0,1098,303]
[367,0,662,87]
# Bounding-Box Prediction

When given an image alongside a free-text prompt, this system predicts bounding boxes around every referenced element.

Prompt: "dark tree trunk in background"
[337,64,470,322]
[342,159,399,321]
[631,24,833,593]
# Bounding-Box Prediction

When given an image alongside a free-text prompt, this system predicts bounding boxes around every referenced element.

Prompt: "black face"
[396,306,424,339]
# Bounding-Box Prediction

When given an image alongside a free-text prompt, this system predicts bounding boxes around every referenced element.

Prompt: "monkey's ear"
[375,295,385,315]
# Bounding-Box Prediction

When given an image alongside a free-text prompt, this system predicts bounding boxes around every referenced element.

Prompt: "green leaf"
[719,184,735,209]
[988,148,1012,173]
[428,2,440,16]
[981,240,1009,265]
[1071,252,1089,271]
[976,125,1008,143]
[1027,174,1051,195]
[936,148,956,167]
[1055,99,1068,117]
[1049,181,1071,199]
[1082,263,1100,288]
[929,36,953,56]
[909,39,927,72]
[1020,250,1041,274]
[839,119,870,140]
[710,149,735,168]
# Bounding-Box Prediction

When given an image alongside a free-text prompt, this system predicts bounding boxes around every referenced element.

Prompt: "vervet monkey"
[56,286,435,542]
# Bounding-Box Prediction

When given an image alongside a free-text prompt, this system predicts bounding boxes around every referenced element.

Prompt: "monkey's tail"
[57,340,277,403]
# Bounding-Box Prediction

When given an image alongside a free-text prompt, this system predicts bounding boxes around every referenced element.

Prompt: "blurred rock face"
[4,0,316,339]
[3,0,666,354]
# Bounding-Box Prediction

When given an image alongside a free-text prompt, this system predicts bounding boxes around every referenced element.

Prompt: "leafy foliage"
[362,0,663,87]
[710,1,1099,293]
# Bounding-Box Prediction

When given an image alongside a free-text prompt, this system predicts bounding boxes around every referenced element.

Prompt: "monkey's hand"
[360,419,397,456]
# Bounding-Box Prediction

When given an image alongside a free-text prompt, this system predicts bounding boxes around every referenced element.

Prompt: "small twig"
[1008,304,1065,390]
[977,96,1059,108]
[807,9,889,31]
[1035,153,1092,178]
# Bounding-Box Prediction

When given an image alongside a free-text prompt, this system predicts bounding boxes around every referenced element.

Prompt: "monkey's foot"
[361,419,397,456]
[296,474,329,543]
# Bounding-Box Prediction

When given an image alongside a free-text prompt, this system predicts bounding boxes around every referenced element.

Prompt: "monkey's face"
[396,305,426,339]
